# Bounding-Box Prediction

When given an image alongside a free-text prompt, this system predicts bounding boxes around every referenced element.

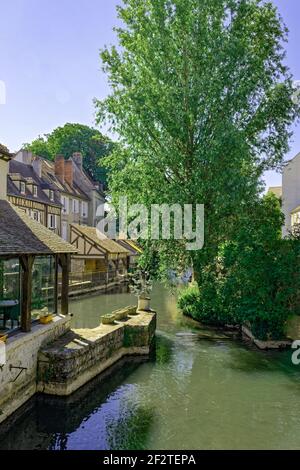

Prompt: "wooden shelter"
[116,239,142,270]
[70,224,130,275]
[0,200,76,332]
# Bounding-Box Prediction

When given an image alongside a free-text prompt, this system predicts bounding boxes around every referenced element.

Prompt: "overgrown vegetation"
[97,0,300,341]
[179,194,300,340]
[24,123,113,185]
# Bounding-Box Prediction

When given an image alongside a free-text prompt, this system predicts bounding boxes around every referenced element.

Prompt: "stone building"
[0,146,76,424]
[282,152,300,236]
[267,186,282,199]
[13,150,105,242]
[7,156,62,236]
[0,145,11,199]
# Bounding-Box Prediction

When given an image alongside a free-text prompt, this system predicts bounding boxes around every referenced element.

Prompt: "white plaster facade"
[282,152,300,236]
[0,159,8,200]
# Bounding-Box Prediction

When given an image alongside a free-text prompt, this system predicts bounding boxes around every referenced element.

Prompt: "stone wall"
[282,152,300,236]
[37,310,156,396]
[0,315,70,424]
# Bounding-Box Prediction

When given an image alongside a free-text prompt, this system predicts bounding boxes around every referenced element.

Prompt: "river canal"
[0,283,300,450]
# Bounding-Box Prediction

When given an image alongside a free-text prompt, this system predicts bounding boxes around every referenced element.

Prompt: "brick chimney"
[0,144,11,200]
[64,159,74,187]
[55,155,65,183]
[73,152,83,171]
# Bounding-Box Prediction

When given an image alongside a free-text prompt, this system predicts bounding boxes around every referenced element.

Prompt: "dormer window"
[49,190,54,201]
[20,182,26,195]
[33,185,38,197]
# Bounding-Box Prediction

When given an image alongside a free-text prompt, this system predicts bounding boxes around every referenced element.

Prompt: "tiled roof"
[0,201,76,255]
[116,239,142,256]
[71,224,130,255]
[8,160,61,207]
[72,162,105,199]
[41,159,90,201]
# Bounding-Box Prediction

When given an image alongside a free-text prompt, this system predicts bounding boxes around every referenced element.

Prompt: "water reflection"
[1,283,300,450]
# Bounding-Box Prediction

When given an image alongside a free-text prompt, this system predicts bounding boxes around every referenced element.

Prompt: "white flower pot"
[138,296,151,312]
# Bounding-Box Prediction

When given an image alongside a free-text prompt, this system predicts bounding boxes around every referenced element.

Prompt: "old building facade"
[0,145,11,199]
[282,152,300,236]
[12,150,106,241]
[8,155,62,235]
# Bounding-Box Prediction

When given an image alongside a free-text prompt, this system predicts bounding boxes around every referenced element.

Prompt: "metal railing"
[58,270,128,295]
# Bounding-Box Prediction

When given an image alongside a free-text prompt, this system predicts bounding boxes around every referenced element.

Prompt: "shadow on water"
[106,403,155,451]
[0,356,154,450]
[2,283,300,450]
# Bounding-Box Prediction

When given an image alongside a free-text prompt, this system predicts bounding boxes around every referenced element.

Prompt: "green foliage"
[177,283,201,319]
[106,404,155,450]
[97,0,299,340]
[179,194,300,340]
[24,123,113,185]
[129,269,153,298]
[97,0,299,272]
[24,137,52,161]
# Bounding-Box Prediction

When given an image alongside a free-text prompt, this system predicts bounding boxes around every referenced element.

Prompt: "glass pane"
[0,259,21,332]
[31,256,55,321]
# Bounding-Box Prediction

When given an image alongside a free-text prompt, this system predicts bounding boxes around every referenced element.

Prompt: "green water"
[0,283,300,450]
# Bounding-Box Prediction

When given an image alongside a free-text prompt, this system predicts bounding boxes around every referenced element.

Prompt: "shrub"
[178,283,200,319]
[178,194,300,340]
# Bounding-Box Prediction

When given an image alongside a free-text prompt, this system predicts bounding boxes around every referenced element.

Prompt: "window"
[81,201,88,218]
[48,214,56,229]
[292,212,300,227]
[49,190,54,201]
[31,210,40,222]
[20,182,26,194]
[62,221,68,241]
[73,199,79,214]
[61,196,69,214]
[31,256,55,319]
[33,185,38,197]
[0,259,20,331]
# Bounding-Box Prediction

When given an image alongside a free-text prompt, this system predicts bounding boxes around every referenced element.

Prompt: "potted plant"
[39,307,54,325]
[0,333,7,343]
[129,270,153,312]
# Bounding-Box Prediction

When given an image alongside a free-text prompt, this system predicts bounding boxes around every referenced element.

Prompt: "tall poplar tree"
[96,0,299,276]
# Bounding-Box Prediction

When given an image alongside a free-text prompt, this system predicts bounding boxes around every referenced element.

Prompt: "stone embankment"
[37,307,156,396]
[0,306,156,424]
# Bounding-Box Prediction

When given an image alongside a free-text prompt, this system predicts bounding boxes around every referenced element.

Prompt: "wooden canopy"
[0,201,77,332]
[0,201,76,256]
[70,224,130,261]
[116,239,143,256]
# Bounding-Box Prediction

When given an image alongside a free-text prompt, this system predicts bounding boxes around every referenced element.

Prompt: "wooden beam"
[20,255,35,332]
[58,253,70,316]
[71,226,107,256]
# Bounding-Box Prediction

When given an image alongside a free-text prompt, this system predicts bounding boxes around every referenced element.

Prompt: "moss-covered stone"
[37,311,156,396]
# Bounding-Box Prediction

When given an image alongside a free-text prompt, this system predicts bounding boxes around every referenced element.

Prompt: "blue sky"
[0,0,299,189]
